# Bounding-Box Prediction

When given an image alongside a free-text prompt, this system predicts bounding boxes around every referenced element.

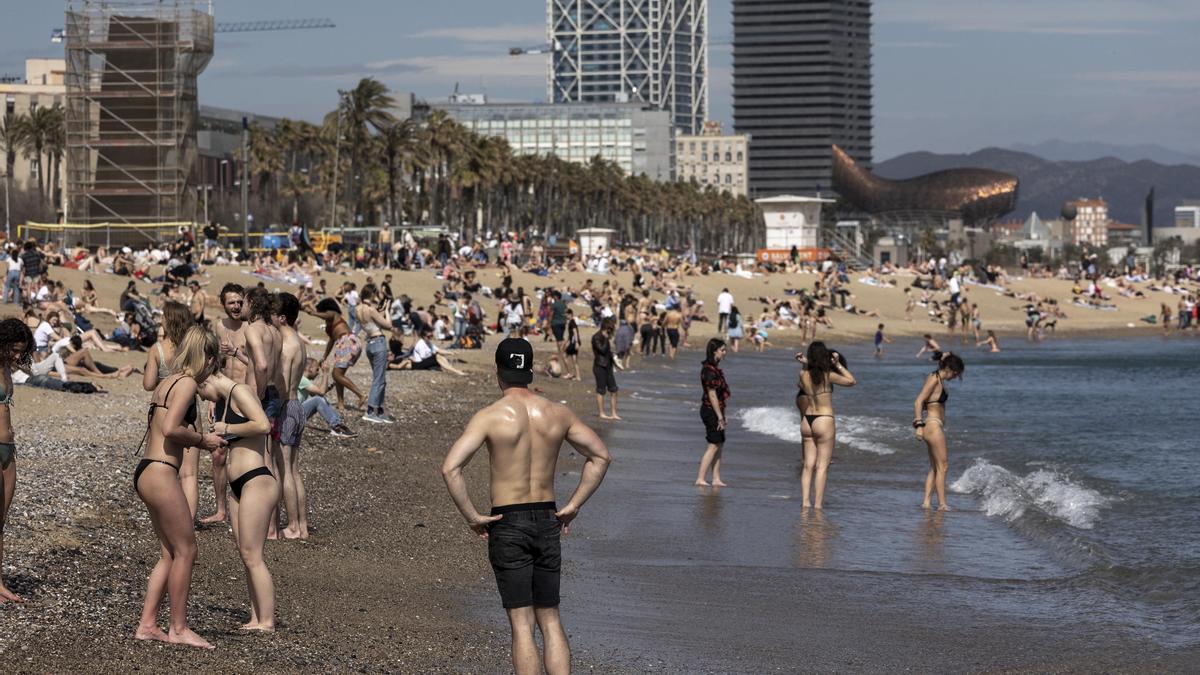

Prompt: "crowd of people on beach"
[0,223,1197,671]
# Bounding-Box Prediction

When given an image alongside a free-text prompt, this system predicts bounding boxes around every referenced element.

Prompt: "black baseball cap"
[495,338,534,384]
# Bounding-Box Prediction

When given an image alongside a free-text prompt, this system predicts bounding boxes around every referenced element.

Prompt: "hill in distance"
[874,148,1200,229]
[1009,140,1200,167]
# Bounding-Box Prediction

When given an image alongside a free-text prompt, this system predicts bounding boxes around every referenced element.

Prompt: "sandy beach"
[0,260,1194,671]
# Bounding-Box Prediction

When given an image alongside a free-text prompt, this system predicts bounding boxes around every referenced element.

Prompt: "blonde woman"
[143,302,199,517]
[134,327,226,649]
[200,367,276,631]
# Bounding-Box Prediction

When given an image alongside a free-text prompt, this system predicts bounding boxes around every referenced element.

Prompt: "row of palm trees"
[0,106,65,221]
[244,77,764,254]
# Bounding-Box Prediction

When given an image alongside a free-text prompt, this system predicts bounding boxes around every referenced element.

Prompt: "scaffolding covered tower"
[64,0,213,236]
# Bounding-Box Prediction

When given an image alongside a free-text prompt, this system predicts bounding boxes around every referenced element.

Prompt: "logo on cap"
[510,353,525,369]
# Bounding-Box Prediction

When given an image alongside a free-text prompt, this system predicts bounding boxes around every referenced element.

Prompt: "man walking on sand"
[442,338,611,675]
[717,287,734,333]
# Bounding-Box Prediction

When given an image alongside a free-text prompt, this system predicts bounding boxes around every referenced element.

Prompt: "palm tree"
[381,119,418,227]
[0,113,29,224]
[21,106,61,208]
[326,78,396,227]
[45,107,65,214]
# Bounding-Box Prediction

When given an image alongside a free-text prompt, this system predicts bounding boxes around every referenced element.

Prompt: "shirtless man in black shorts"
[442,338,611,675]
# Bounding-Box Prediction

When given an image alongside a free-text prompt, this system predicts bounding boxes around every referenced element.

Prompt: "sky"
[3,0,1197,161]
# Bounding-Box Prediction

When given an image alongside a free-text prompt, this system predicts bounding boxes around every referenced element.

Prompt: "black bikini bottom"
[230,466,274,501]
[134,458,179,491]
[804,414,833,426]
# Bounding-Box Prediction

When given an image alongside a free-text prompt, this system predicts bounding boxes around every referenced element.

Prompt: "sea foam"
[951,459,1110,529]
[737,406,896,455]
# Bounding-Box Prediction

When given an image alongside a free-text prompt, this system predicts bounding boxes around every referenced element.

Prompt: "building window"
[701,153,707,162]
[725,174,732,184]
[688,142,695,152]
[736,151,743,162]
[725,152,732,162]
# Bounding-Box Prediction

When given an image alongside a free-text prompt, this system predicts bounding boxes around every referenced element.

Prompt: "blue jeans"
[365,335,389,411]
[3,270,20,303]
[302,395,342,428]
[347,307,361,335]
[451,317,466,348]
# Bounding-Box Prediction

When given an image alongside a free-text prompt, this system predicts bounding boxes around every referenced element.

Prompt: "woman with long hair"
[797,342,856,509]
[304,297,366,411]
[135,326,226,648]
[914,352,965,511]
[696,338,731,486]
[726,305,744,353]
[143,302,199,517]
[0,318,32,603]
[201,364,276,630]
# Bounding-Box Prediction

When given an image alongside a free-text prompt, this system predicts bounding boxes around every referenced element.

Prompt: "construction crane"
[51,17,334,42]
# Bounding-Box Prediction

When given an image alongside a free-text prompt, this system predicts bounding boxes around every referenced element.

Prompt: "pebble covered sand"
[0,351,535,672]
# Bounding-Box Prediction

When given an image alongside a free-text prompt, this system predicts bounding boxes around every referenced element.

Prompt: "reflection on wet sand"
[918,510,946,571]
[694,486,725,536]
[795,509,838,568]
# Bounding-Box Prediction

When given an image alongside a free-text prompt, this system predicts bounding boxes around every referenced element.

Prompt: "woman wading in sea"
[797,342,855,509]
[135,327,227,648]
[696,338,730,486]
[201,367,276,631]
[0,318,33,603]
[913,352,965,511]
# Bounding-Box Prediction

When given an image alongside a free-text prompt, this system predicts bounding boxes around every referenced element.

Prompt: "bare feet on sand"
[199,512,226,524]
[711,479,728,487]
[239,621,275,632]
[694,479,710,487]
[134,625,169,642]
[168,627,215,650]
[599,414,614,420]
[0,585,25,603]
[281,527,302,540]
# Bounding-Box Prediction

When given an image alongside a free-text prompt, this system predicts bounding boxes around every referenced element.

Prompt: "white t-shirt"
[345,290,359,308]
[389,298,405,323]
[948,275,961,295]
[412,338,436,363]
[433,318,450,341]
[36,285,52,302]
[34,321,57,348]
[717,291,734,314]
[504,302,524,326]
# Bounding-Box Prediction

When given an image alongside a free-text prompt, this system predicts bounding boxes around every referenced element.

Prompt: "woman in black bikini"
[797,342,856,509]
[913,352,965,511]
[200,366,276,631]
[142,302,198,516]
[0,318,32,603]
[135,326,226,649]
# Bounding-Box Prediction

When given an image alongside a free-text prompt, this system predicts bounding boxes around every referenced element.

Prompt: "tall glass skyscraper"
[733,0,873,197]
[549,0,708,134]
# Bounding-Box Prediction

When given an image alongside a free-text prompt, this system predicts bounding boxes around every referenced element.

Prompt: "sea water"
[560,336,1199,667]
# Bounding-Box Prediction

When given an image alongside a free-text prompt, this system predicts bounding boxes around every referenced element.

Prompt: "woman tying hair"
[200,362,276,631]
[303,297,366,411]
[913,352,965,511]
[0,318,33,603]
[143,302,199,517]
[797,341,856,509]
[134,326,226,648]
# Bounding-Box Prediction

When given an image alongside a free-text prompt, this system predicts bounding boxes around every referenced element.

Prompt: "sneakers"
[330,424,358,438]
[362,410,396,424]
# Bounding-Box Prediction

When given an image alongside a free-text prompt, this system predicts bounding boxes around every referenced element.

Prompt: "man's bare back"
[664,309,683,329]
[277,325,304,402]
[478,392,580,507]
[245,319,281,398]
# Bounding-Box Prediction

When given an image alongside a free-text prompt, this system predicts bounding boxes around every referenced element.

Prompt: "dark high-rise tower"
[733,0,873,197]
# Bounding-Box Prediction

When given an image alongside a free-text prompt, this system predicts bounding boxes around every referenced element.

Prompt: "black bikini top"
[215,384,250,442]
[139,376,198,456]
[927,372,949,406]
[148,376,198,427]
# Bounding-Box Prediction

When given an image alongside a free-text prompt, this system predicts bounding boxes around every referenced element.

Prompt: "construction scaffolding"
[64,0,213,244]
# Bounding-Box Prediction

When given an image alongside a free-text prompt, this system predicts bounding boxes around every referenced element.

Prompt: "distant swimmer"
[797,342,856,509]
[976,330,1000,352]
[442,338,611,675]
[696,339,730,487]
[913,352,965,511]
[916,334,941,360]
[873,323,892,357]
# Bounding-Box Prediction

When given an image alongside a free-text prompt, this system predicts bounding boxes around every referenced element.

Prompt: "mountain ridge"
[874,148,1200,229]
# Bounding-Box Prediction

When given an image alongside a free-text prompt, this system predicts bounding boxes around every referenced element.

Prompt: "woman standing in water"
[696,338,730,486]
[135,327,227,648]
[201,366,276,630]
[0,318,32,603]
[142,302,198,517]
[913,352,965,511]
[797,342,856,509]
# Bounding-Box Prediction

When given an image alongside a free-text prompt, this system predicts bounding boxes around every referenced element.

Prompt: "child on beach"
[977,330,1000,352]
[874,323,892,356]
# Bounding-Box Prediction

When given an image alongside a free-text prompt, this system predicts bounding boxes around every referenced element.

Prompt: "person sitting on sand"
[134,327,227,648]
[390,327,466,375]
[297,358,357,438]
